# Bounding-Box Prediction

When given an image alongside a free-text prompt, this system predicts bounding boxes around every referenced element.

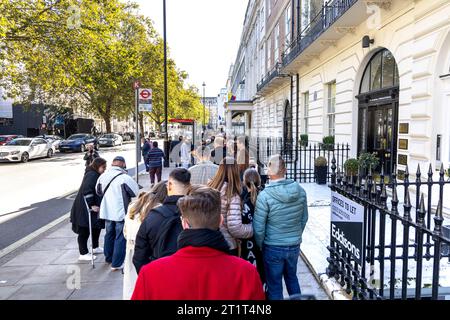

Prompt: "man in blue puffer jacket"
[253,154,309,300]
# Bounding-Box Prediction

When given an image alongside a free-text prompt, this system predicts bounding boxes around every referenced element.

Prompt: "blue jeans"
[104,220,126,268]
[263,245,301,300]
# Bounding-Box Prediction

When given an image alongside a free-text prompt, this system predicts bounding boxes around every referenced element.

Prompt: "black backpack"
[151,206,182,261]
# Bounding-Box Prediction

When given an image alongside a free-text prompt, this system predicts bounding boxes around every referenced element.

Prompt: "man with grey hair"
[189,146,218,185]
[253,154,309,300]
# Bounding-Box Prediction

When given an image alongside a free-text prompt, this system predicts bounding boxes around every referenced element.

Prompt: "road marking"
[0,212,70,260]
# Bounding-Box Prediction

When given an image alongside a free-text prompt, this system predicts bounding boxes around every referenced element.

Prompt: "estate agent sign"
[331,192,364,264]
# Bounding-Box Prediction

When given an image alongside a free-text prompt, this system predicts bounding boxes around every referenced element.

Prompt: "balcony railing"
[257,62,286,93]
[282,0,358,68]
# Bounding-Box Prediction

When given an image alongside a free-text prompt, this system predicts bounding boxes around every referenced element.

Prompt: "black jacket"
[83,150,99,167]
[70,167,105,233]
[133,195,184,274]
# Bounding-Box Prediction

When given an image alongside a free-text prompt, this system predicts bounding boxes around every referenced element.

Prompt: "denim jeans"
[104,220,126,268]
[262,245,301,300]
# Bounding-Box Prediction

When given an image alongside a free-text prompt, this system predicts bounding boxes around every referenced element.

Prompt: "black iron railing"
[282,0,358,68]
[250,137,350,183]
[257,62,284,93]
[327,161,450,300]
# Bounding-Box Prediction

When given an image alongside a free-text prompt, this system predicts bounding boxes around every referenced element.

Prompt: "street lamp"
[202,82,206,134]
[163,0,169,167]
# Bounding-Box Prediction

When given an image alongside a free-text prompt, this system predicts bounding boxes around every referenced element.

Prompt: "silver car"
[0,138,54,163]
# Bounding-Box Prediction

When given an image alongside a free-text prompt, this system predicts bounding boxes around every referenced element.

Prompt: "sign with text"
[138,88,153,112]
[331,191,364,264]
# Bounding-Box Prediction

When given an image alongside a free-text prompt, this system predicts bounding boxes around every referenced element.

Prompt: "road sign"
[138,88,153,112]
[133,80,141,90]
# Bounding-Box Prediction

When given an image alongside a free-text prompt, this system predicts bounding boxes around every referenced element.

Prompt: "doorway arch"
[355,48,400,175]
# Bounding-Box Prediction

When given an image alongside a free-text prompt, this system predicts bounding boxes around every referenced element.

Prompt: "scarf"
[177,228,231,255]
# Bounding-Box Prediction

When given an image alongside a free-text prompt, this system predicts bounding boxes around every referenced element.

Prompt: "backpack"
[151,206,182,261]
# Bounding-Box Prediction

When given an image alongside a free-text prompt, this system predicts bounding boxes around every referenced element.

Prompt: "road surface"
[0,143,146,250]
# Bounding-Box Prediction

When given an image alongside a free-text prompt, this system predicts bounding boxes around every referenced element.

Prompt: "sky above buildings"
[130,0,248,97]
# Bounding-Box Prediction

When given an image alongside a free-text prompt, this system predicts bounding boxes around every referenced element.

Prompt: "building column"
[226,110,232,131]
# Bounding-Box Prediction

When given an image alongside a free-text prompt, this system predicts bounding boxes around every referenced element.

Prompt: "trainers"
[111,264,124,271]
[79,254,97,261]
[91,247,104,254]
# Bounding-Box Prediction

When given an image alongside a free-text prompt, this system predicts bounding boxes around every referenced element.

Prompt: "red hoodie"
[131,246,266,300]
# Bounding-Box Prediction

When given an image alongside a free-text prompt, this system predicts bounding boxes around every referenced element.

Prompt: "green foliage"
[358,152,380,170]
[300,134,308,147]
[321,135,335,151]
[344,158,359,176]
[314,156,327,167]
[0,0,204,132]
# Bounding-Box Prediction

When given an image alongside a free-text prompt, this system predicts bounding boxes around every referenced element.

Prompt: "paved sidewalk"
[0,167,329,300]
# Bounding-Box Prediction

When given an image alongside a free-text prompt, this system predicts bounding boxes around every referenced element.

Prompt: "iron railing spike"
[428,163,433,175]
[436,200,443,219]
[404,188,411,208]
[405,165,409,176]
[392,186,398,204]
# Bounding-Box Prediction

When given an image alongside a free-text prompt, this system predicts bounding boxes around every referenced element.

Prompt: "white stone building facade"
[228,0,450,176]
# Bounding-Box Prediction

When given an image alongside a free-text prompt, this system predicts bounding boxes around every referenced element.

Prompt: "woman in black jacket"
[240,168,266,291]
[71,157,107,261]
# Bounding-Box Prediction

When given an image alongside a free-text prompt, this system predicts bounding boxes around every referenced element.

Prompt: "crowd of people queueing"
[70,134,309,300]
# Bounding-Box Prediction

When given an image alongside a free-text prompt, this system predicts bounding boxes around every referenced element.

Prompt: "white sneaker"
[91,247,104,254]
[79,254,97,261]
[111,264,124,271]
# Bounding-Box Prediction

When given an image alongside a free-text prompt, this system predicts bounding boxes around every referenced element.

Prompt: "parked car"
[98,133,123,147]
[59,134,98,153]
[36,135,64,151]
[0,138,54,163]
[0,135,24,146]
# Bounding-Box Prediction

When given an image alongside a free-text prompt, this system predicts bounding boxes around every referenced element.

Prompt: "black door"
[366,104,395,174]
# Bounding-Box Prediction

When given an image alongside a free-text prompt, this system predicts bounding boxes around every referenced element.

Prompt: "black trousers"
[77,226,101,255]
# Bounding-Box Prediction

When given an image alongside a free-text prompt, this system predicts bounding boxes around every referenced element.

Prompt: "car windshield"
[6,139,31,146]
[102,134,115,139]
[67,134,86,140]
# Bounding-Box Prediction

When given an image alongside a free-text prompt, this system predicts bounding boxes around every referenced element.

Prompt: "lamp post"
[202,82,206,137]
[163,0,169,167]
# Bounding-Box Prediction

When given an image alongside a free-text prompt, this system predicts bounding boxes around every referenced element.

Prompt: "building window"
[327,82,336,136]
[303,92,309,134]
[274,24,280,63]
[267,0,271,17]
[285,4,292,47]
[260,6,265,33]
[267,37,272,70]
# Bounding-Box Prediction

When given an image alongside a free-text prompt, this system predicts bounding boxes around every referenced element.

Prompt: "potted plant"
[344,158,359,183]
[300,134,309,147]
[358,152,380,175]
[321,135,335,151]
[314,156,328,185]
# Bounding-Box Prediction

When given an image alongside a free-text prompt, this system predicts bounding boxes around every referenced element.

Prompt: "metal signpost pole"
[163,0,170,168]
[135,86,140,184]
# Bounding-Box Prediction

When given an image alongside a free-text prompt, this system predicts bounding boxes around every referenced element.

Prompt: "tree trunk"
[98,103,112,133]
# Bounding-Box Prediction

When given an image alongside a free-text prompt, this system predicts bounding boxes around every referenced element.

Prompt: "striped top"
[147,147,165,168]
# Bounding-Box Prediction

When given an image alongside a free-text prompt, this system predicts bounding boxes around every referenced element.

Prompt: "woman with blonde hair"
[208,157,252,256]
[123,181,167,300]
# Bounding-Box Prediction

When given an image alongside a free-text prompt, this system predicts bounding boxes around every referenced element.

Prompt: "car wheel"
[21,152,29,163]
[47,149,53,158]
[80,144,86,153]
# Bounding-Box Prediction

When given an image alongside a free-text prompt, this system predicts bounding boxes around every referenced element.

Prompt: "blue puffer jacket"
[253,179,308,248]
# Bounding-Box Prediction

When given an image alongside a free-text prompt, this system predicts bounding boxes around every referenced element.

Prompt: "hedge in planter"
[300,134,309,147]
[314,156,328,185]
[321,135,335,151]
[344,158,359,184]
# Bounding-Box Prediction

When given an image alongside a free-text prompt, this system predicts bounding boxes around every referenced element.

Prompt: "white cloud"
[129,0,248,97]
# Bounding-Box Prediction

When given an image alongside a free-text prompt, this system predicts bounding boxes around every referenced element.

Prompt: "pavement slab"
[7,283,74,300]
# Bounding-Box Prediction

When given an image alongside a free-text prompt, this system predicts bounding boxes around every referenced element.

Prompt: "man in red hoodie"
[131,186,265,300]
